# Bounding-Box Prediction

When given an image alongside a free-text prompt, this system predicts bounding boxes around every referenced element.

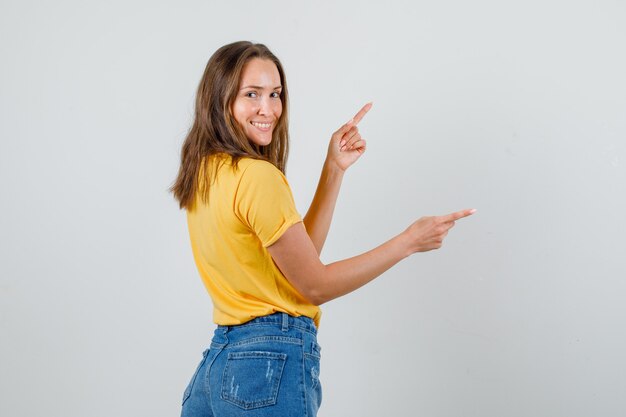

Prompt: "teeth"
[251,122,271,129]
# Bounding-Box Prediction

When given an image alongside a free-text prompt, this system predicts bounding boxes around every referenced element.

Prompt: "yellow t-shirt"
[186,153,321,327]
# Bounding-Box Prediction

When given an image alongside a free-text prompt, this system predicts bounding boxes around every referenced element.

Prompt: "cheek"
[231,102,248,125]
[274,101,283,118]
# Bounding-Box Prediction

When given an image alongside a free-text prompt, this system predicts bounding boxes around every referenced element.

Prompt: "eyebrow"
[239,85,283,90]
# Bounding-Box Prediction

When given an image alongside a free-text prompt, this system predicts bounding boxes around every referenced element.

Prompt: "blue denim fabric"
[181,313,322,417]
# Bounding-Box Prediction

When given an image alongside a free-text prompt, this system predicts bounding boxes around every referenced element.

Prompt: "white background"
[1,1,625,416]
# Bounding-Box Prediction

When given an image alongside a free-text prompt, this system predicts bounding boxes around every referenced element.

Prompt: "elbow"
[289,263,330,306]
[299,275,329,307]
[296,284,325,306]
[305,264,332,306]
[304,289,326,307]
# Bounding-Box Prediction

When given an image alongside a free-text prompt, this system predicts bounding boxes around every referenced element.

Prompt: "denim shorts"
[180,312,322,417]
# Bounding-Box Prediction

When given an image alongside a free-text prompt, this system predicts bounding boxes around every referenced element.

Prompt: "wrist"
[396,230,415,258]
[324,158,347,175]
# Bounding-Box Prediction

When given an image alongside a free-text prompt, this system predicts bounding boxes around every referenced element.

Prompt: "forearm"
[312,232,412,305]
[303,160,345,255]
[268,206,475,307]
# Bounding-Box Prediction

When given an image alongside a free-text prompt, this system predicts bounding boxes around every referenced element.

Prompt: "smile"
[251,121,272,130]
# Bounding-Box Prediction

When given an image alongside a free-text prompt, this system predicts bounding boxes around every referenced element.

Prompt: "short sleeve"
[234,160,303,247]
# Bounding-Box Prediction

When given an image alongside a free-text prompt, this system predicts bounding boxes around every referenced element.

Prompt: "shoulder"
[238,158,288,185]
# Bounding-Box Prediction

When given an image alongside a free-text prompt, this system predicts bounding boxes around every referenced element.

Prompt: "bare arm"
[302,162,344,255]
[268,208,476,305]
[303,103,372,255]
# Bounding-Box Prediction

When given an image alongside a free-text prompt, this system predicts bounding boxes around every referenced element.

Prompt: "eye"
[271,91,281,98]
[245,91,258,98]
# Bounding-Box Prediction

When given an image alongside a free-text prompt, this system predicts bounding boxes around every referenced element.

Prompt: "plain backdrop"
[1,1,625,416]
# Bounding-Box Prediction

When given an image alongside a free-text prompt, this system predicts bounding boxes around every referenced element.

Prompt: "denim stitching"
[302,336,309,417]
[219,315,317,335]
[304,348,321,391]
[182,348,211,406]
[204,334,228,415]
[224,322,317,335]
[225,335,303,348]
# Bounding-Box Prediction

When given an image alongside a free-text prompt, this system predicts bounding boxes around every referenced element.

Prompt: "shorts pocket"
[182,348,209,405]
[220,351,287,410]
[304,342,321,391]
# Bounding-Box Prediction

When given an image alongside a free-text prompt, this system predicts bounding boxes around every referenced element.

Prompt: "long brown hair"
[170,41,290,210]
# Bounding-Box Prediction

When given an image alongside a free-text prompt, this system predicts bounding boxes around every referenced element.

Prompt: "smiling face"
[231,58,283,147]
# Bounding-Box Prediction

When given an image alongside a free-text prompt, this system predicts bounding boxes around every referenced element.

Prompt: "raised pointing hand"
[327,102,373,171]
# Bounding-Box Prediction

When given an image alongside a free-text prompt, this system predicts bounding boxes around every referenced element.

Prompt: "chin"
[250,135,273,147]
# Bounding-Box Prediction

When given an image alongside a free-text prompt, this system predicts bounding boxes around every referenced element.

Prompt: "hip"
[181,312,322,417]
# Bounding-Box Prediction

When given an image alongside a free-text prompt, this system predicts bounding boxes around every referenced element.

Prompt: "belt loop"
[281,312,289,332]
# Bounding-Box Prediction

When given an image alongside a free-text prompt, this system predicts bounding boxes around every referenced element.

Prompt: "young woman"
[171,41,475,417]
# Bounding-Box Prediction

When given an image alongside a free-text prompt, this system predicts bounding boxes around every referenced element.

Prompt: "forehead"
[239,58,281,87]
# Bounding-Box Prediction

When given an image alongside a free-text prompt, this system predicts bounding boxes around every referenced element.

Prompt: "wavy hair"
[170,41,290,210]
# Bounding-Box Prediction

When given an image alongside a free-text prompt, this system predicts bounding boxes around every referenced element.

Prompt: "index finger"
[440,208,477,223]
[349,102,373,126]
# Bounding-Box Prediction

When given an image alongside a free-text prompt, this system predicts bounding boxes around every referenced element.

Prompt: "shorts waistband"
[217,312,317,335]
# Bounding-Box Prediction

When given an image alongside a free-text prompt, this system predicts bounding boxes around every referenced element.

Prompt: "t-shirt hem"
[262,216,303,247]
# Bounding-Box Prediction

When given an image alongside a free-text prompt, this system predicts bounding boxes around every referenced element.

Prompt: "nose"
[257,96,272,115]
